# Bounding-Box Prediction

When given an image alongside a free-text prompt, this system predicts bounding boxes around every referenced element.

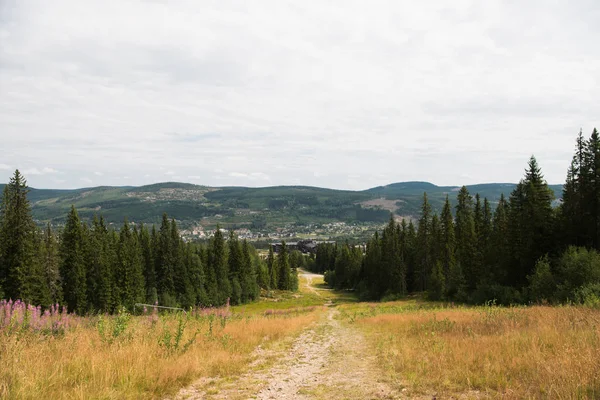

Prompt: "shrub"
[555,246,600,302]
[527,256,556,303]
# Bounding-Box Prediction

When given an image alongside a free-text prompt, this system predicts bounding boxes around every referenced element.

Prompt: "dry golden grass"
[346,302,600,399]
[0,308,320,399]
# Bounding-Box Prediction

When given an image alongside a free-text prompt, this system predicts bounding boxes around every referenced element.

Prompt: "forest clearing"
[2,271,598,399]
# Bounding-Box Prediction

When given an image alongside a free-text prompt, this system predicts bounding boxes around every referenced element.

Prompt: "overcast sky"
[1,1,598,190]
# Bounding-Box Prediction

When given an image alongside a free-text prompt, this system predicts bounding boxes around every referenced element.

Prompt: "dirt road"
[174,272,399,400]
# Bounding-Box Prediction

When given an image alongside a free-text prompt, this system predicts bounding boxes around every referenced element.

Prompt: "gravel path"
[173,272,400,400]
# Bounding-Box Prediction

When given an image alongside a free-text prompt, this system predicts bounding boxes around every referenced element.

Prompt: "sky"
[1,0,599,190]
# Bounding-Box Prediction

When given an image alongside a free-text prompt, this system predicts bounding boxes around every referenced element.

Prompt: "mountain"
[0,181,564,228]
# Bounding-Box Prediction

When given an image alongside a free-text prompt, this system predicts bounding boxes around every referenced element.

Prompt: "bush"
[555,246,600,302]
[527,256,556,303]
[572,283,600,308]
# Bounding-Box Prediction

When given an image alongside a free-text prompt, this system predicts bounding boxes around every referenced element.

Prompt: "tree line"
[0,172,300,314]
[314,128,600,305]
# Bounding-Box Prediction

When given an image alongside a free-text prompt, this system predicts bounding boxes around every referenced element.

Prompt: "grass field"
[2,277,599,399]
[339,299,600,399]
[0,276,327,400]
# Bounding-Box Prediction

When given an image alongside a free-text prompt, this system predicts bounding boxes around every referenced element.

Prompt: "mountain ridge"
[0,181,564,229]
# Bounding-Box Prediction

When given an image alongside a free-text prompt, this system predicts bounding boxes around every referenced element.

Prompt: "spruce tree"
[210,226,231,305]
[440,195,456,283]
[267,245,277,289]
[241,239,259,301]
[277,241,291,290]
[455,186,477,290]
[40,223,62,305]
[155,214,175,303]
[227,231,242,304]
[491,194,510,284]
[140,224,157,304]
[116,219,144,310]
[0,170,40,302]
[415,193,432,291]
[86,216,113,312]
[60,206,87,313]
[507,156,555,287]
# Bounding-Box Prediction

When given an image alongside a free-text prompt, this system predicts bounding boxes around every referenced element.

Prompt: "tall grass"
[346,301,600,399]
[0,302,320,399]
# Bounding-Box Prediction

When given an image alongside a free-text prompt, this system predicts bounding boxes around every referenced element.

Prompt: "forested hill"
[0,181,563,227]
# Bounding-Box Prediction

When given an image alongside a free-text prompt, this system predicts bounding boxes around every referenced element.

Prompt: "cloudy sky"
[1,1,598,190]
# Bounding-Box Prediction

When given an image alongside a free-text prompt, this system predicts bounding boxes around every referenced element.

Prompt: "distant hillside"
[0,181,563,228]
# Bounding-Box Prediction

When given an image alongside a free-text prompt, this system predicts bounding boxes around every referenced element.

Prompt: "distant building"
[271,239,335,254]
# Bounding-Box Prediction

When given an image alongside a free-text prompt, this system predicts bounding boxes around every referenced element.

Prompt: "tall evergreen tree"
[115,219,144,310]
[264,245,276,290]
[277,241,291,290]
[86,216,114,312]
[227,231,242,304]
[241,239,259,301]
[155,214,175,303]
[60,206,87,313]
[507,156,555,287]
[210,226,231,305]
[0,170,41,302]
[455,186,477,290]
[39,223,62,305]
[140,224,157,304]
[415,193,433,291]
[440,195,456,283]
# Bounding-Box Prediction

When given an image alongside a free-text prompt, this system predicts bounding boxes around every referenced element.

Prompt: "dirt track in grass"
[173,271,400,400]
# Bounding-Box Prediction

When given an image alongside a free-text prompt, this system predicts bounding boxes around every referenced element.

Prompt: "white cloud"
[94,171,103,176]
[1,0,598,189]
[80,177,92,184]
[0,164,11,170]
[22,167,58,176]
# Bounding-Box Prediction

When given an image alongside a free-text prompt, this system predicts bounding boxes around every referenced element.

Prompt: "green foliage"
[60,206,87,313]
[554,246,600,302]
[159,313,198,356]
[427,261,445,301]
[277,241,291,290]
[527,256,556,303]
[97,307,131,344]
[0,170,44,304]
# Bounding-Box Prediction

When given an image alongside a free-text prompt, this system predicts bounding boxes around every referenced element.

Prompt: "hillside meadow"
[2,275,599,399]
[0,276,325,400]
[340,299,600,399]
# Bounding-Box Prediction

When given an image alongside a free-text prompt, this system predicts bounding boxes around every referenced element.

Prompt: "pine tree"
[277,241,291,290]
[440,196,456,284]
[491,194,510,284]
[405,221,417,292]
[210,226,231,305]
[0,170,40,302]
[188,244,208,306]
[115,219,144,310]
[140,224,157,304]
[415,193,432,291]
[170,219,192,307]
[155,214,175,304]
[60,206,87,313]
[86,216,113,312]
[227,231,242,304]
[267,245,277,289]
[455,186,477,290]
[241,239,259,301]
[507,156,555,287]
[40,223,62,305]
